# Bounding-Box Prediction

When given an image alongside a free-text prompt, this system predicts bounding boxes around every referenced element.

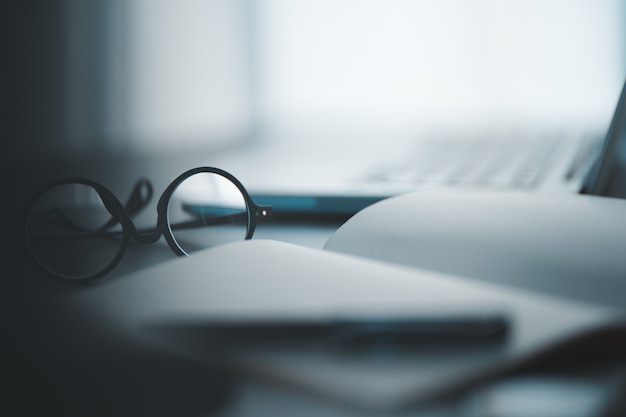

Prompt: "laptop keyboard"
[360,134,563,189]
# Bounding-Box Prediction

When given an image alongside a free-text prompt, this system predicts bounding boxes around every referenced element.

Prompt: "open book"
[324,189,626,309]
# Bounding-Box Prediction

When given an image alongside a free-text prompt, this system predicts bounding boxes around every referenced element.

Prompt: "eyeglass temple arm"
[33,210,264,239]
[166,203,272,231]
[168,211,250,231]
[36,195,271,244]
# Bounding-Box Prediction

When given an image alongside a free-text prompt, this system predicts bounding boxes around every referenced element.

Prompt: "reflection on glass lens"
[25,183,124,279]
[166,172,248,254]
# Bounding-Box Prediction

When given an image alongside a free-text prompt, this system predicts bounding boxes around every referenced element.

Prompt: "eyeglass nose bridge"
[88,181,161,246]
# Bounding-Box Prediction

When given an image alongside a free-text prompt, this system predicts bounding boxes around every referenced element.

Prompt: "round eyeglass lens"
[25,183,124,280]
[166,172,248,255]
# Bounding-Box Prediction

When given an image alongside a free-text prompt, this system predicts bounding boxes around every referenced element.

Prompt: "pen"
[196,309,510,347]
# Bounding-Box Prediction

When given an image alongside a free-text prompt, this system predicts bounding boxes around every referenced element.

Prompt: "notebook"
[195,79,625,216]
[67,239,619,413]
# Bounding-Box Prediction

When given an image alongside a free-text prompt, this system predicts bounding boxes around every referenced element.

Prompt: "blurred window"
[67,0,626,153]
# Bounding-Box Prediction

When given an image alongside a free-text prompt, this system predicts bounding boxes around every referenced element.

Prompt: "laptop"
[202,79,626,216]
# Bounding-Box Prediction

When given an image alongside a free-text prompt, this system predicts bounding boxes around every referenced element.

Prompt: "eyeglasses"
[24,166,273,282]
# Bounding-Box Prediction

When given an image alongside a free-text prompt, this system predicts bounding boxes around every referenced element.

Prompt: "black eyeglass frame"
[24,166,273,282]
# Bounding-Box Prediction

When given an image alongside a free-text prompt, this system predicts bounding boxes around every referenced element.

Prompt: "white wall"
[65,0,626,154]
[121,0,252,152]
[258,0,626,131]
